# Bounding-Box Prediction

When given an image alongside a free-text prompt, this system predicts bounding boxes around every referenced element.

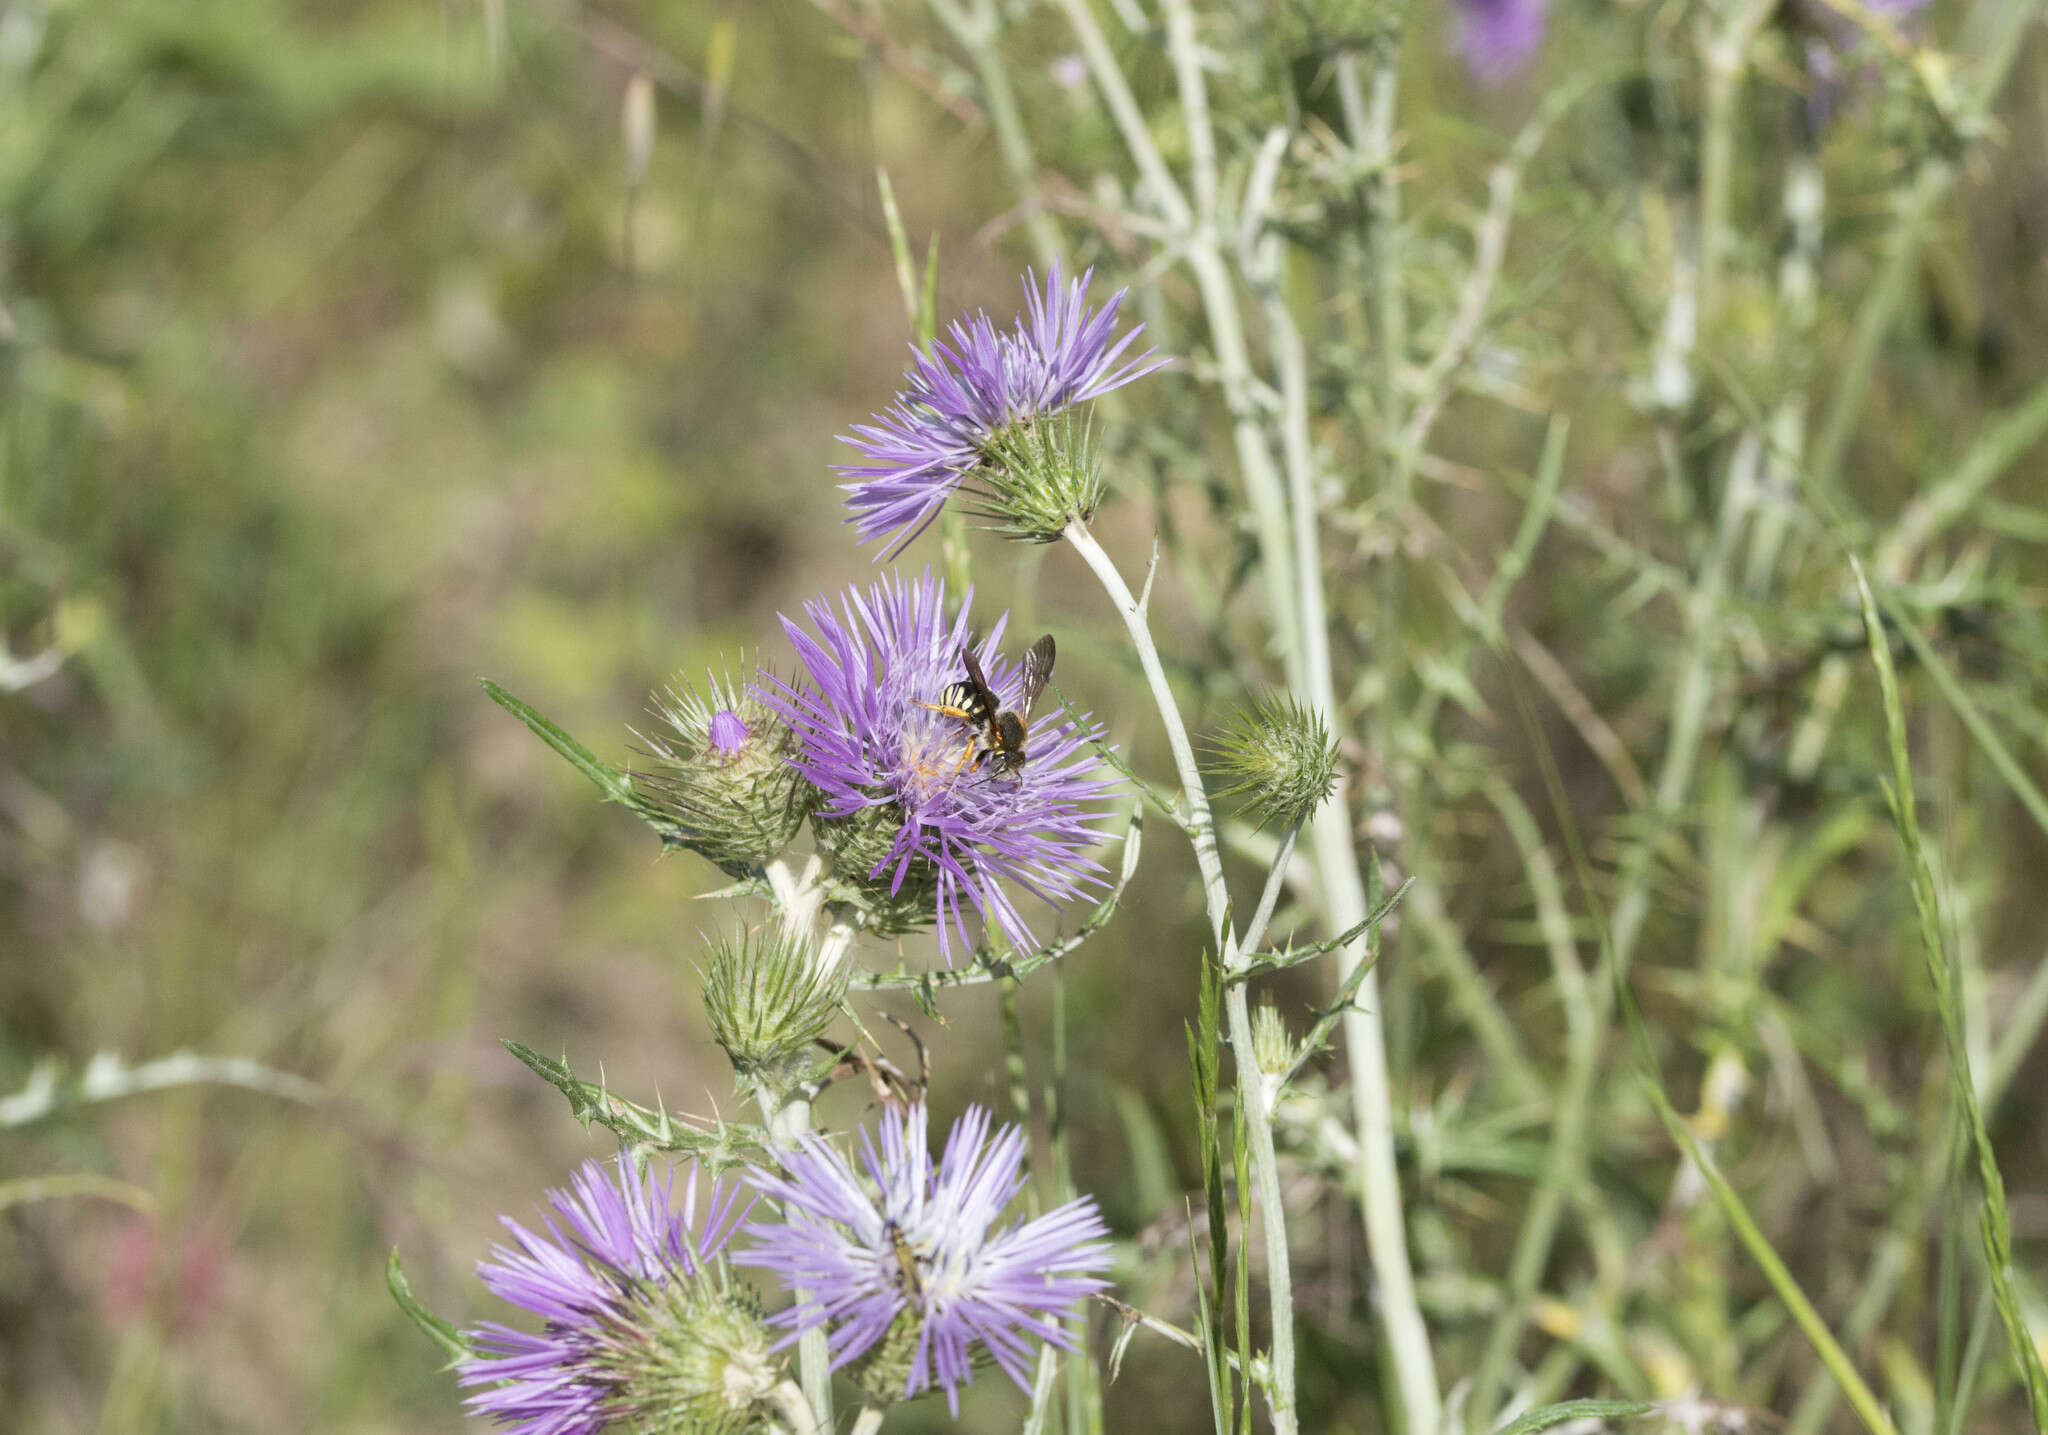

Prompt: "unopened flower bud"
[703,926,847,1082]
[1250,1000,1295,1080]
[637,666,812,876]
[1208,695,1342,830]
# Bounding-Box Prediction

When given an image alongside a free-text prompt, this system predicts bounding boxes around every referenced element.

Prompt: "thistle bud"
[968,416,1106,543]
[702,926,847,1082]
[1208,695,1342,830]
[1250,999,1295,1079]
[637,666,812,876]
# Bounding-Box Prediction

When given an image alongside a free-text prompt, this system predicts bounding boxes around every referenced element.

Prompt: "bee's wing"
[958,643,1001,716]
[1018,634,1056,715]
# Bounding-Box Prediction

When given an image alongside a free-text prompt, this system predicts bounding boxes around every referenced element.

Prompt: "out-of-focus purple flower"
[459,1158,759,1435]
[1799,0,1933,129]
[1452,0,1549,81]
[738,1103,1111,1414]
[838,264,1168,555]
[761,569,1113,958]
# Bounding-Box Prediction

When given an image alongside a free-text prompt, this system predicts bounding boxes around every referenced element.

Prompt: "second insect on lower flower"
[737,1102,1112,1415]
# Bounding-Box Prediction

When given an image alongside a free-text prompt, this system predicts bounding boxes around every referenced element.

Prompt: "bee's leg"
[952,741,979,776]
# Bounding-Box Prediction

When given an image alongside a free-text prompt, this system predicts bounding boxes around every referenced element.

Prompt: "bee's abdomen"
[944,683,993,722]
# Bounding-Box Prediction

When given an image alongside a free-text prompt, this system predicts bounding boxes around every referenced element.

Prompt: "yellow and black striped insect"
[916,634,1055,779]
[884,1218,924,1297]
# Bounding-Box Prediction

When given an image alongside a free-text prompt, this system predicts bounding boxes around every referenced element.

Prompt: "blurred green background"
[6,1,2048,1433]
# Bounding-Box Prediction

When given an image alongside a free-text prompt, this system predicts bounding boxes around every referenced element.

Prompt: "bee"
[884,1218,923,1297]
[916,634,1056,779]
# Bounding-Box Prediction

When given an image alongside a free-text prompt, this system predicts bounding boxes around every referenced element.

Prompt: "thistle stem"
[761,1093,834,1432]
[770,1379,824,1435]
[1062,518,1300,1435]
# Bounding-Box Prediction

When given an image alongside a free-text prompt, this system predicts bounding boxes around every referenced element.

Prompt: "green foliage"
[1486,1401,1655,1435]
[501,1041,766,1174]
[1855,563,2048,1427]
[386,1252,472,1367]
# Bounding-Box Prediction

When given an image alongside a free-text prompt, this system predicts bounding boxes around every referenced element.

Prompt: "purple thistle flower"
[738,1103,1112,1414]
[459,1157,758,1435]
[1451,0,1549,81]
[761,569,1114,959]
[838,264,1169,554]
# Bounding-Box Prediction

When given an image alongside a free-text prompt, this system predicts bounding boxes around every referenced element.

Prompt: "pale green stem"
[765,1093,833,1431]
[759,848,839,1434]
[1606,432,1760,971]
[0,1050,324,1128]
[1237,819,1300,960]
[849,1404,886,1435]
[1467,780,1599,1420]
[1051,0,1191,228]
[1318,43,1443,1435]
[770,1378,824,1435]
[1022,1341,1060,1435]
[1062,522,1226,940]
[926,0,1061,268]
[1061,518,1300,1435]
[1221,981,1297,1433]
[1695,0,1777,323]
[1154,1,1304,680]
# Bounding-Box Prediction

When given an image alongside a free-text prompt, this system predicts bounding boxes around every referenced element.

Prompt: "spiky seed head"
[967,416,1106,543]
[636,664,813,876]
[598,1275,780,1435]
[1208,695,1342,829]
[702,926,847,1083]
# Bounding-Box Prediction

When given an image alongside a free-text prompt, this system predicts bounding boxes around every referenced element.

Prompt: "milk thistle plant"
[389,2,2048,1433]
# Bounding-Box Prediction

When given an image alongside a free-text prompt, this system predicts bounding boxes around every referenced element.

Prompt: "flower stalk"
[1061,517,1301,1435]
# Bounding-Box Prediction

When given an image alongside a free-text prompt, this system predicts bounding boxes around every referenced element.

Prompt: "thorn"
[1136,540,1162,617]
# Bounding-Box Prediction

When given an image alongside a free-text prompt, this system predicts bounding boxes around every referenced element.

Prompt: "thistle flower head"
[737,1103,1112,1414]
[1450,0,1549,81]
[760,570,1115,959]
[1208,694,1342,830]
[702,925,848,1084]
[637,664,813,877]
[838,264,1169,553]
[459,1157,776,1435]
